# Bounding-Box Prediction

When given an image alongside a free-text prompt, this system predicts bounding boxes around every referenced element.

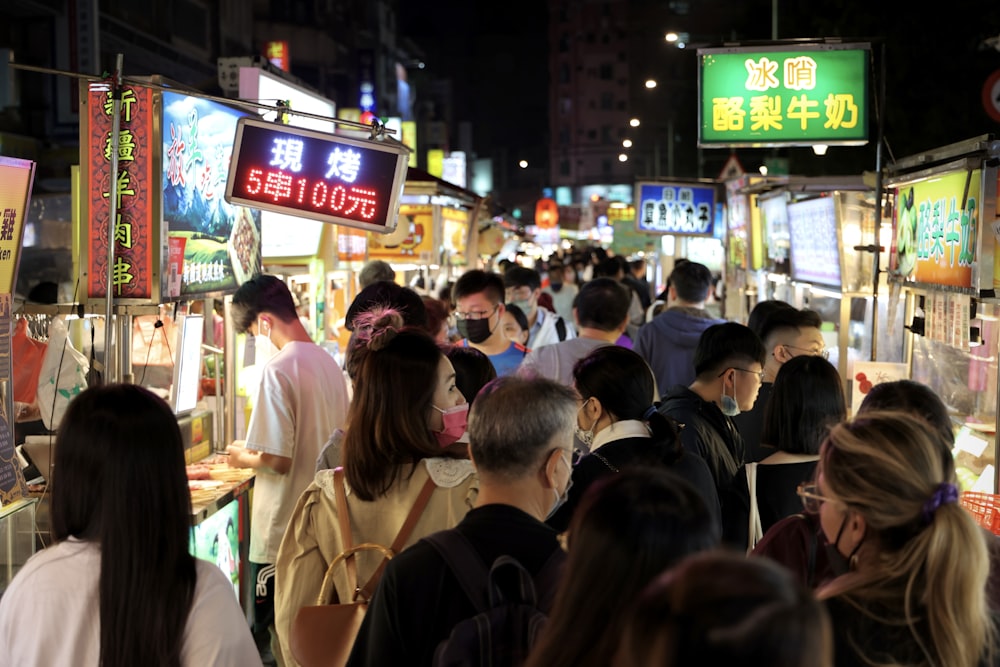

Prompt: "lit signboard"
[787,197,842,288]
[699,44,870,148]
[634,181,716,236]
[225,118,410,234]
[162,91,261,299]
[891,168,980,289]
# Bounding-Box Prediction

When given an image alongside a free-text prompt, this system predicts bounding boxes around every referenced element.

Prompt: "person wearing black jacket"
[659,323,766,503]
[547,345,719,532]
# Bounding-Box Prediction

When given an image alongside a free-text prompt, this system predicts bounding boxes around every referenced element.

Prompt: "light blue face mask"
[720,373,740,417]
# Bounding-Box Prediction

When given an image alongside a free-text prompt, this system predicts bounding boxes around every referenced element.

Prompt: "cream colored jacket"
[274,458,478,667]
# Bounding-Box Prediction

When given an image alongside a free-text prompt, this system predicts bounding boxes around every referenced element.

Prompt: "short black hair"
[503,266,542,291]
[594,257,624,279]
[575,278,630,331]
[693,322,766,378]
[669,261,714,304]
[231,274,298,334]
[453,270,504,305]
[757,307,823,347]
[746,300,796,338]
[445,345,497,406]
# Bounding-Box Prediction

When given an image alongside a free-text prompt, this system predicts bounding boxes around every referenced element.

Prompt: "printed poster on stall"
[850,361,909,415]
[162,92,262,299]
[368,204,433,263]
[0,157,35,295]
[84,84,156,300]
[0,294,28,504]
[442,206,470,266]
[893,168,980,289]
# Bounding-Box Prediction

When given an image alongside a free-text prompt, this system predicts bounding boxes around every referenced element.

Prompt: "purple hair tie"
[921,482,959,525]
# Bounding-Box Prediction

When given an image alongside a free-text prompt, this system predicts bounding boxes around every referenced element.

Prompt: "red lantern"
[535,198,559,229]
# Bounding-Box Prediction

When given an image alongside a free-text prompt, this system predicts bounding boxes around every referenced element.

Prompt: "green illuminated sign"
[698,44,870,148]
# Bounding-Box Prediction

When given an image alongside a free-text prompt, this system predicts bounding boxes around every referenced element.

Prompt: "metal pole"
[870,42,887,362]
[103,53,124,382]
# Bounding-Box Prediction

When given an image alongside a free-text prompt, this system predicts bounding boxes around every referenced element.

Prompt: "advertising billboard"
[162,91,262,299]
[634,181,716,236]
[699,44,870,148]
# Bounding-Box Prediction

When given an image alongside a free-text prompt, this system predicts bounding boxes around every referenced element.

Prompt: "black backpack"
[422,530,565,667]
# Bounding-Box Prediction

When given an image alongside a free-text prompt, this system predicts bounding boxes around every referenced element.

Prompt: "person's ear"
[542,448,563,489]
[581,395,602,424]
[668,285,677,302]
[773,343,791,363]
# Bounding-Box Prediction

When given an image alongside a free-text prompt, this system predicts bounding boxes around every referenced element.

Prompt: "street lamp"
[618,153,628,162]
[518,159,528,168]
[645,79,657,89]
[622,139,633,148]
[629,118,641,127]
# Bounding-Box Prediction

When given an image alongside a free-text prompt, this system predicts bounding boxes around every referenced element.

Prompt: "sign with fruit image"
[850,361,909,415]
[891,169,981,288]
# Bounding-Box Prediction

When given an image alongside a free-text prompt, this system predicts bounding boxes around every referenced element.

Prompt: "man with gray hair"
[358,259,396,288]
[348,376,574,666]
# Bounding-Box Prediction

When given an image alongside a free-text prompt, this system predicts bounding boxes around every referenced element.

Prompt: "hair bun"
[354,307,405,351]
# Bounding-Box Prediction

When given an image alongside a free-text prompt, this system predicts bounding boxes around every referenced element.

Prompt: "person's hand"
[226,441,250,468]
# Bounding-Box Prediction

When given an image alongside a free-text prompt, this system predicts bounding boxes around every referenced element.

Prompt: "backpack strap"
[530,546,565,611]
[555,317,567,341]
[423,530,491,612]
[333,467,437,601]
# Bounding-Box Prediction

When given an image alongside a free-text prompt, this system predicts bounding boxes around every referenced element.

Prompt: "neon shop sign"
[225,118,410,233]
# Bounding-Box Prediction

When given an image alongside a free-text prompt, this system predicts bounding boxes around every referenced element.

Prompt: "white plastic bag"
[36,317,90,430]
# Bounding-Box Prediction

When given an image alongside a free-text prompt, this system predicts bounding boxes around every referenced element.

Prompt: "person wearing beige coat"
[274,460,477,667]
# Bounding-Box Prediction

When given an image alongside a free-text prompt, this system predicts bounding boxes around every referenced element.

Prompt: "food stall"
[77,77,258,607]
[885,135,1000,493]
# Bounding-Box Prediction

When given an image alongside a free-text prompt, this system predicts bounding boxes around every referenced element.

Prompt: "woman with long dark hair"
[0,384,260,666]
[274,308,477,666]
[546,345,719,532]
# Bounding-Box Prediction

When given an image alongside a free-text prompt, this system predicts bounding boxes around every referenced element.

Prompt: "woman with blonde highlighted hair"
[811,410,996,667]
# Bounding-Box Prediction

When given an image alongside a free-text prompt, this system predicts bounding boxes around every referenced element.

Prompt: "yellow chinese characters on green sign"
[699,45,869,147]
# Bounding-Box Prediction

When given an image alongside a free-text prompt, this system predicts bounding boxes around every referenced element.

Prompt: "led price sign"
[225,118,410,234]
[699,44,870,148]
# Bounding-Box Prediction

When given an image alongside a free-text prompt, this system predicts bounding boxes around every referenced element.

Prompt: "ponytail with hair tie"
[921,482,958,525]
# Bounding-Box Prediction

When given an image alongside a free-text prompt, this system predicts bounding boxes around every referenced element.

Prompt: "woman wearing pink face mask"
[274,308,477,666]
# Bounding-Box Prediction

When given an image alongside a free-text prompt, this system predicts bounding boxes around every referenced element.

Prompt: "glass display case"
[0,497,37,593]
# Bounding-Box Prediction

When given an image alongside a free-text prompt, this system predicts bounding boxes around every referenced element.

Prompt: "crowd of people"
[2,249,998,667]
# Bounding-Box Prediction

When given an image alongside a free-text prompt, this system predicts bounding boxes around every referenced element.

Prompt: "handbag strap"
[331,466,438,601]
[746,462,762,554]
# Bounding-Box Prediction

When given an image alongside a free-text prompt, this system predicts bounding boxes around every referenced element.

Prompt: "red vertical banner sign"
[83,83,155,300]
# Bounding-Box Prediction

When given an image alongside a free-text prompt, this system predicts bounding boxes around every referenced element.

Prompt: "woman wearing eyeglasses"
[810,411,996,667]
[722,355,846,551]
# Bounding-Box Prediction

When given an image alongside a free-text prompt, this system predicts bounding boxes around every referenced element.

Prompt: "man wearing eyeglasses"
[734,306,826,463]
[452,270,527,377]
[659,322,766,503]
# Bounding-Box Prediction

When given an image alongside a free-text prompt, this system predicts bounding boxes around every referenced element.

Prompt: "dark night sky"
[398,0,550,168]
[398,1,1000,182]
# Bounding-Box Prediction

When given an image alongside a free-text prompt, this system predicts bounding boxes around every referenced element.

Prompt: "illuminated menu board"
[699,44,869,148]
[225,118,409,234]
[634,181,716,236]
[787,197,842,288]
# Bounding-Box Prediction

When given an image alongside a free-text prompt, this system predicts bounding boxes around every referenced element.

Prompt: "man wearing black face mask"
[452,270,527,377]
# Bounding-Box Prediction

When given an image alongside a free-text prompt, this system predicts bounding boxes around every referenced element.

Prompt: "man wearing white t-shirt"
[227,274,350,665]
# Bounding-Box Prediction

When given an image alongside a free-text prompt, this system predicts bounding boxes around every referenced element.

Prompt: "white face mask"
[254,317,279,365]
[574,399,598,448]
[546,452,574,520]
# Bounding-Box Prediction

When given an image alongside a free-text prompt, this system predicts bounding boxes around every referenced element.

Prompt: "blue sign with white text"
[635,182,717,236]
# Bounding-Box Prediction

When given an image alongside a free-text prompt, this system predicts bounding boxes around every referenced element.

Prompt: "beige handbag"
[290,467,436,667]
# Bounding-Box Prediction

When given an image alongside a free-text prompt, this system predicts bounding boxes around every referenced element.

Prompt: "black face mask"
[457,317,493,344]
[825,512,865,577]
